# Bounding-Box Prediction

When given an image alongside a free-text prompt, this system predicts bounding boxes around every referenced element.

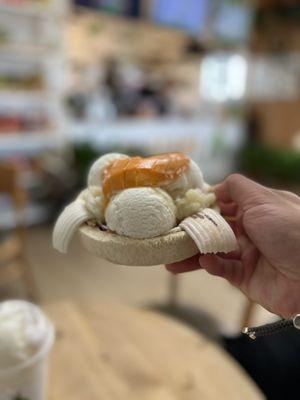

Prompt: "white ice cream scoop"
[88,153,129,187]
[164,159,204,199]
[0,300,53,369]
[105,187,176,239]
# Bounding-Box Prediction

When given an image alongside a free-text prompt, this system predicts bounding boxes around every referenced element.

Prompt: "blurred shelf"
[0,90,46,96]
[17,169,44,190]
[0,2,53,18]
[0,132,65,157]
[0,43,56,57]
[69,118,245,182]
[69,118,244,145]
[0,1,70,157]
[0,90,53,107]
[0,200,50,229]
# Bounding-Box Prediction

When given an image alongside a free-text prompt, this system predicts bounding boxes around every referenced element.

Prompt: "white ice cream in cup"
[0,300,54,400]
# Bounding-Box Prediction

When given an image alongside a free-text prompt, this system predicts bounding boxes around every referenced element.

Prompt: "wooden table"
[45,302,263,400]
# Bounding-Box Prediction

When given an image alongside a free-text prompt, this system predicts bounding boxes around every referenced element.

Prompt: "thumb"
[214,174,272,210]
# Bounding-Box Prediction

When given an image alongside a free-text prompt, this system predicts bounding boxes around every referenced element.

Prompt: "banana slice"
[179,208,237,254]
[53,200,92,254]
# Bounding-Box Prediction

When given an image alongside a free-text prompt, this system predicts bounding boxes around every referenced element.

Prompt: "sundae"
[53,152,237,265]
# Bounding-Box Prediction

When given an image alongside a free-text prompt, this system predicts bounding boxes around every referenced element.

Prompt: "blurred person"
[166,173,300,319]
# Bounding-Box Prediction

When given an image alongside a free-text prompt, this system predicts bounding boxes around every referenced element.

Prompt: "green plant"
[239,144,300,184]
[14,394,30,400]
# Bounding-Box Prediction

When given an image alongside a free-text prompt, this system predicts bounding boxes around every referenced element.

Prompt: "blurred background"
[1,0,300,397]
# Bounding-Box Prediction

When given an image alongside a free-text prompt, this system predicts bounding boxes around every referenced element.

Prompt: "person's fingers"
[218,201,238,216]
[223,210,244,237]
[214,174,271,209]
[238,234,253,253]
[238,235,259,288]
[218,250,241,260]
[235,209,246,236]
[165,255,201,274]
[273,189,300,204]
[199,254,243,287]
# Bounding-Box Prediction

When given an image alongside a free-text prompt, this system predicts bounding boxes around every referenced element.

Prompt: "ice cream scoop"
[164,160,204,199]
[0,301,53,369]
[105,187,176,239]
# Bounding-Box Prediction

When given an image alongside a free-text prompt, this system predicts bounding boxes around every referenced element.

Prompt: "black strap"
[243,319,295,340]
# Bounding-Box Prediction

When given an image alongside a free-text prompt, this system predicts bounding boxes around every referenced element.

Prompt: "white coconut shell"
[79,225,198,266]
[179,208,237,254]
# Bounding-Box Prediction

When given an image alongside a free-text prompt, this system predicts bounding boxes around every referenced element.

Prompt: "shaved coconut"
[79,186,105,222]
[54,187,105,254]
[179,208,237,254]
[176,189,217,221]
[53,201,91,253]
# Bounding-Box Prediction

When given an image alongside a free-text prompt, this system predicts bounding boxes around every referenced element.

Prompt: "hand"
[166,174,300,318]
